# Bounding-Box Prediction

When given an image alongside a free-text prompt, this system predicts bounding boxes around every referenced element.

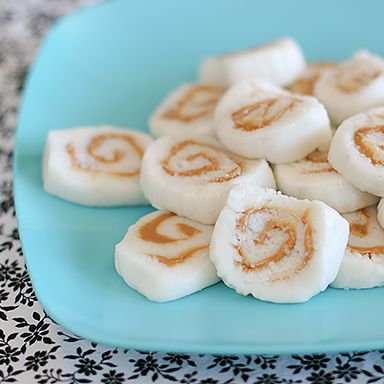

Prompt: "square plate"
[14,0,384,354]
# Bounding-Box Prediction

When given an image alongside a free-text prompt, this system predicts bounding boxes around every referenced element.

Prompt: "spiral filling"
[235,207,313,281]
[136,212,209,267]
[162,84,224,122]
[354,125,384,166]
[345,208,384,258]
[289,62,336,95]
[161,140,243,182]
[232,96,300,131]
[66,133,144,176]
[296,150,336,174]
[335,66,381,93]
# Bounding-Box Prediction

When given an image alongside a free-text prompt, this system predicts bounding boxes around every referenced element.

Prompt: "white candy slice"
[314,51,384,125]
[140,135,276,224]
[328,107,384,197]
[214,78,332,163]
[378,199,384,229]
[210,185,349,303]
[115,210,219,302]
[332,206,384,289]
[200,37,306,87]
[288,62,337,96]
[43,126,153,206]
[274,150,378,212]
[149,83,225,137]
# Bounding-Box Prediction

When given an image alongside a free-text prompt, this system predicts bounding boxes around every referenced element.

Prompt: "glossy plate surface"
[14,0,384,354]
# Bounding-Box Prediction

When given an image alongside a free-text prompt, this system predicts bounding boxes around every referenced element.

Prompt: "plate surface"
[14,0,384,354]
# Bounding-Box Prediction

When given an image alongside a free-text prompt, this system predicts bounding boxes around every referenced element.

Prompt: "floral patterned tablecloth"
[1,1,384,383]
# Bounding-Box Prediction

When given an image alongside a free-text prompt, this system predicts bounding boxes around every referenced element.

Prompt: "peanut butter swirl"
[139,212,201,244]
[236,207,313,281]
[349,208,370,237]
[66,133,144,177]
[161,140,243,183]
[162,84,224,122]
[336,67,381,93]
[289,62,336,96]
[348,245,384,257]
[139,212,209,267]
[346,208,384,257]
[232,96,300,131]
[354,125,384,166]
[305,151,329,163]
[149,245,209,267]
[301,151,336,174]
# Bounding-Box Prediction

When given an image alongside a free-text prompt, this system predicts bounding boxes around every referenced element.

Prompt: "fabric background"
[1,0,384,383]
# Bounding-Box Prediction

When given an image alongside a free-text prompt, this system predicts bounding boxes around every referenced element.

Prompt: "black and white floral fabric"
[1,1,384,383]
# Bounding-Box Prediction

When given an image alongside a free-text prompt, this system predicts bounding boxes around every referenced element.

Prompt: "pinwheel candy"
[274,150,378,213]
[115,210,219,302]
[314,51,384,125]
[140,135,276,225]
[200,37,305,87]
[332,206,384,289]
[210,185,349,303]
[214,78,332,163]
[328,107,384,197]
[149,83,225,137]
[43,126,153,206]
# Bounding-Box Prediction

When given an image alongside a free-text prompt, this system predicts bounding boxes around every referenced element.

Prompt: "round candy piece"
[332,206,384,289]
[314,51,384,125]
[115,210,219,302]
[140,135,276,224]
[328,107,384,197]
[149,83,225,137]
[210,185,349,303]
[43,126,153,206]
[274,149,378,212]
[214,78,332,163]
[200,37,305,87]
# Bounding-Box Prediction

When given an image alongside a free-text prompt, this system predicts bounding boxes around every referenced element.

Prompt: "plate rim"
[13,0,384,355]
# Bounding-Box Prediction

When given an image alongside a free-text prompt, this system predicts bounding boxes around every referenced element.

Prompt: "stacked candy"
[43,37,384,303]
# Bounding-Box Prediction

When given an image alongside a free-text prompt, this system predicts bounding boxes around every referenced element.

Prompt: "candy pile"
[43,37,384,303]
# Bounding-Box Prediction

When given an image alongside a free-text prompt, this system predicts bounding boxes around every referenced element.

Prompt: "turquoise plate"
[14,0,384,354]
